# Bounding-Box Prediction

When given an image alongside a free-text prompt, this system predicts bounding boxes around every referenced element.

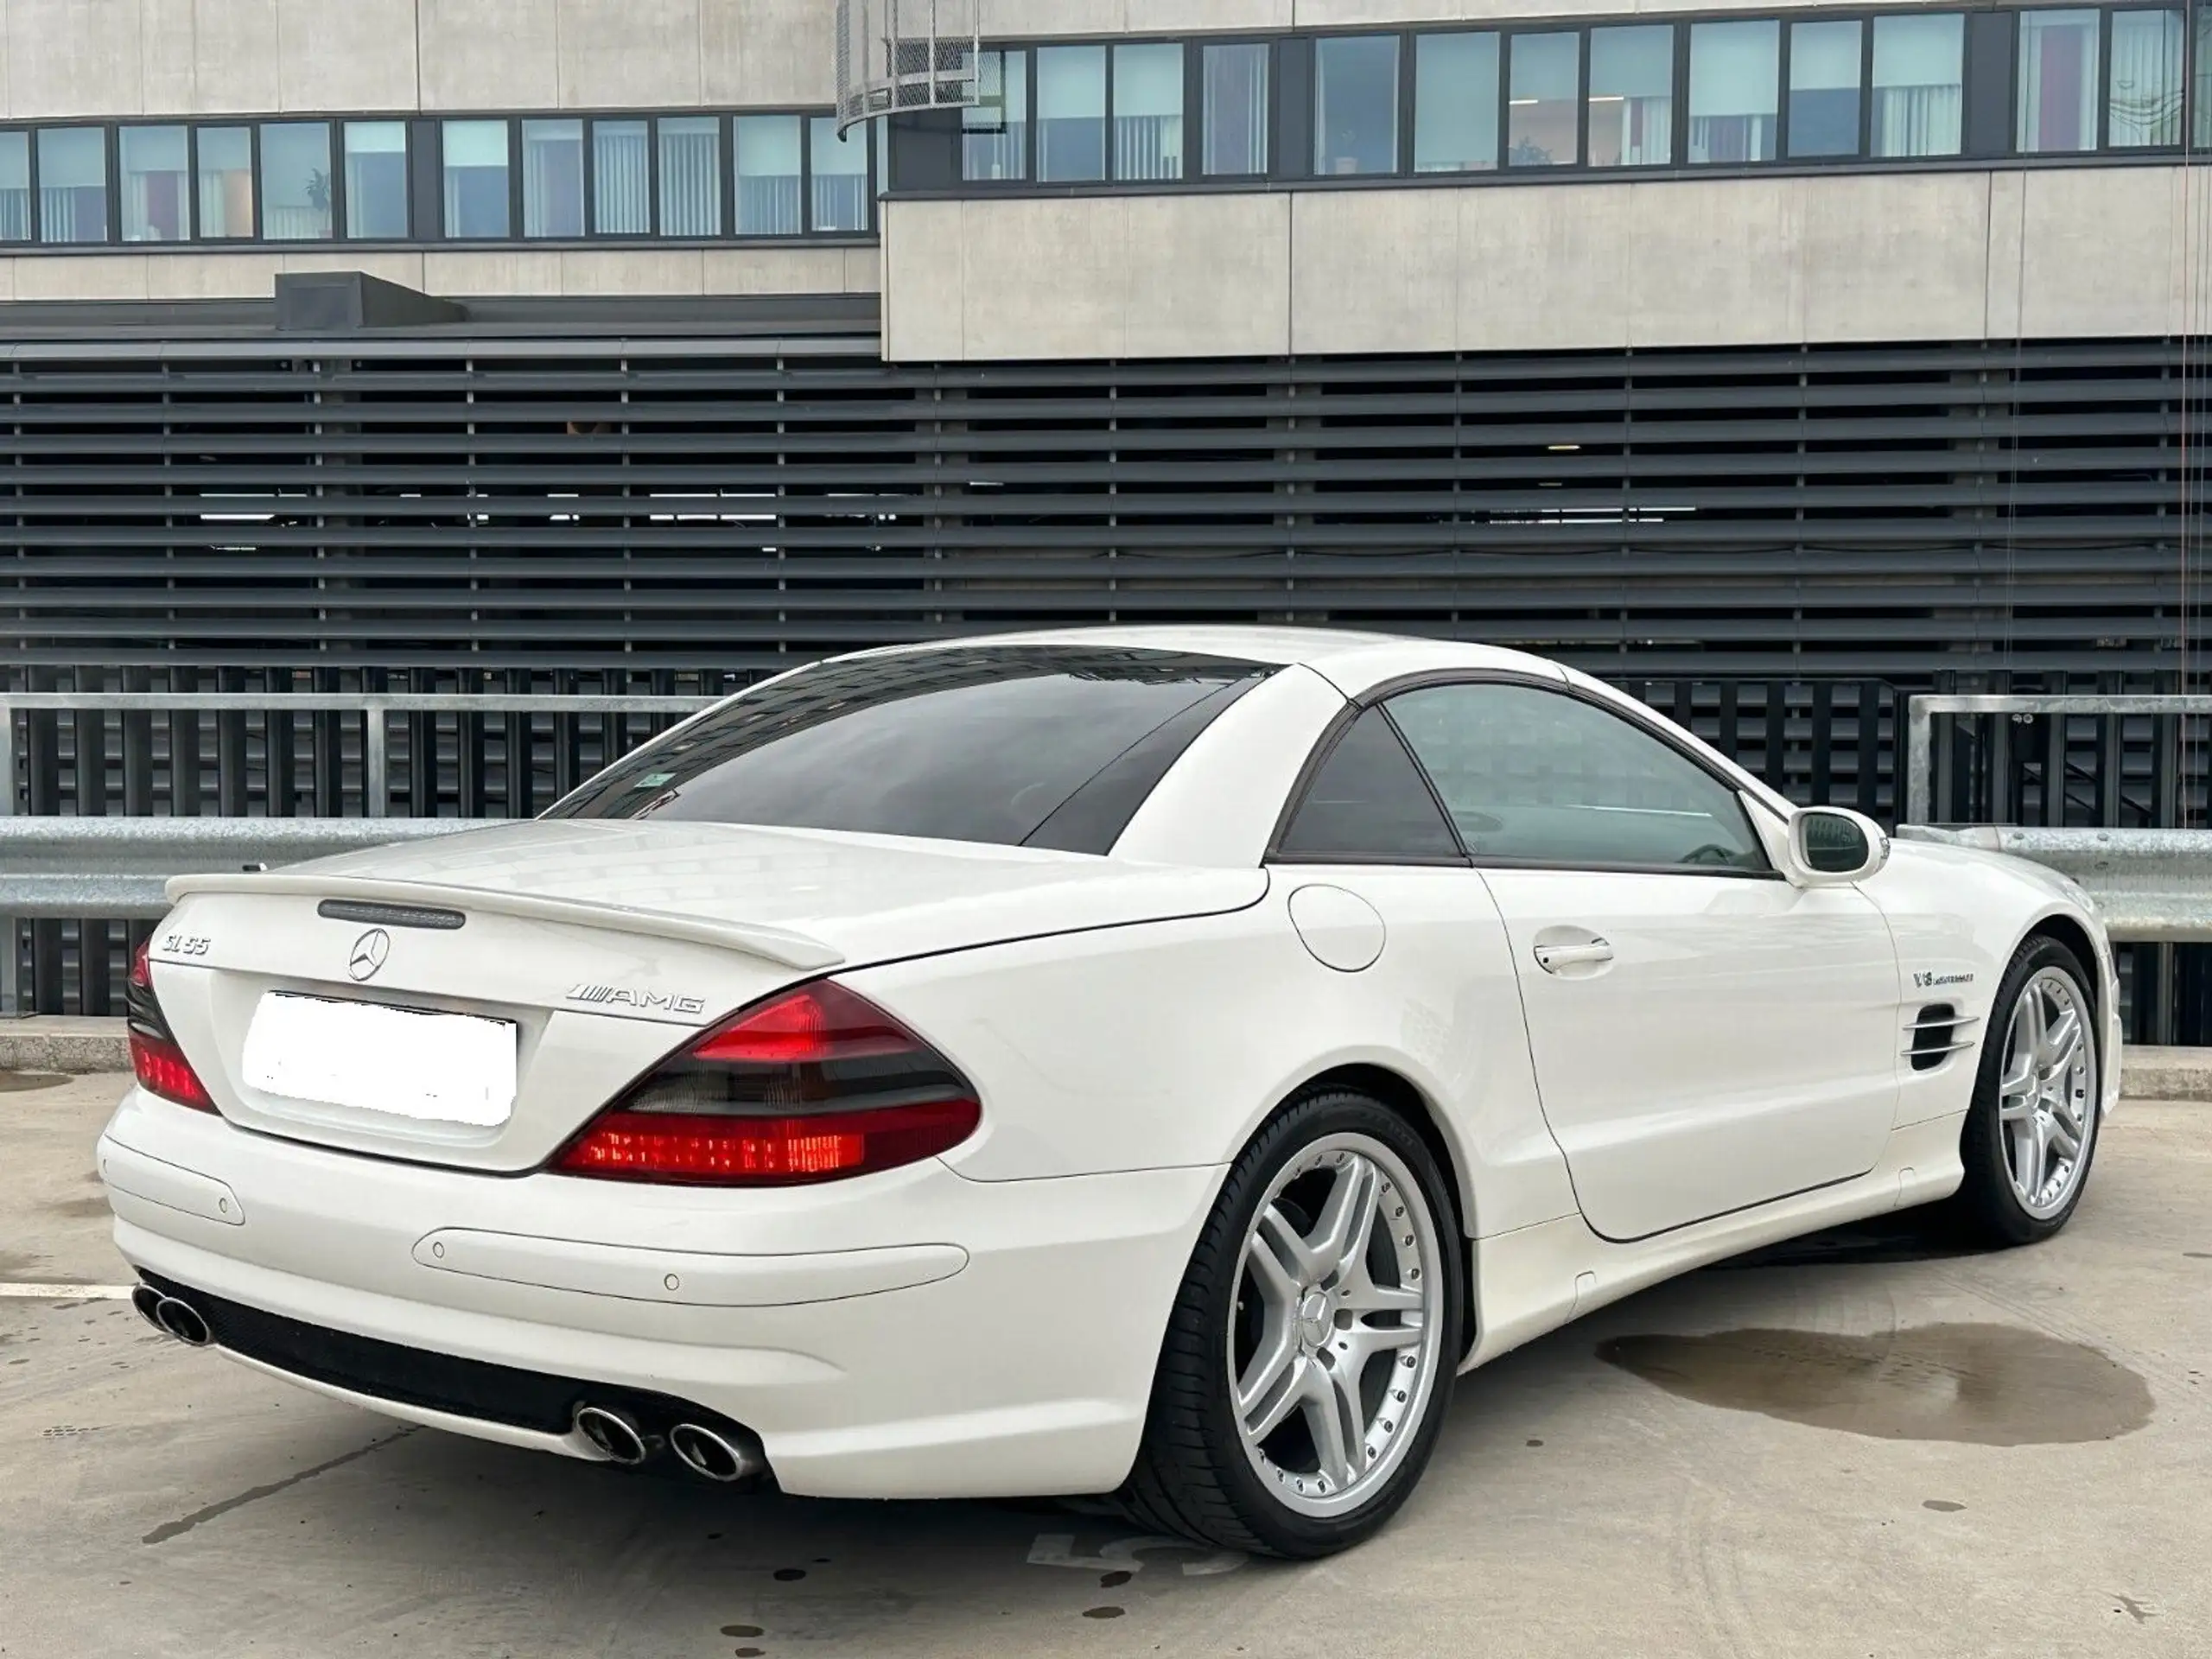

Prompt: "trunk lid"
[147,820,1265,1173]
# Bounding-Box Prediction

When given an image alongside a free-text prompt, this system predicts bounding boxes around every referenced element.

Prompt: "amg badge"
[565,983,708,1015]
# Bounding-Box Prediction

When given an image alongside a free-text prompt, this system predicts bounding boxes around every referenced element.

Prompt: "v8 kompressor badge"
[564,983,708,1015]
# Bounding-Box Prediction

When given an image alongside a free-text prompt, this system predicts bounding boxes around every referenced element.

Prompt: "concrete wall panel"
[6,0,143,118]
[10,251,149,296]
[277,248,425,286]
[1796,171,1990,342]
[2012,167,2180,340]
[276,0,417,112]
[1623,175,1803,347]
[556,0,699,109]
[417,0,558,110]
[1291,188,1455,354]
[558,247,704,293]
[881,197,967,359]
[143,248,281,296]
[188,0,278,112]
[1122,193,1289,357]
[423,248,564,294]
[137,0,194,111]
[702,0,833,107]
[1457,183,1633,351]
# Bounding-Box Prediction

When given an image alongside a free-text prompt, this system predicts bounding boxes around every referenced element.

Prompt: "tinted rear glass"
[545,645,1271,853]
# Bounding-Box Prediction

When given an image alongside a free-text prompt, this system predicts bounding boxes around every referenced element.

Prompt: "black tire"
[1948,934,2102,1248]
[1116,1088,1465,1560]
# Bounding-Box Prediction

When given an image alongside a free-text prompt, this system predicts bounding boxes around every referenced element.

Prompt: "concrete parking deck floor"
[3,1074,2206,1657]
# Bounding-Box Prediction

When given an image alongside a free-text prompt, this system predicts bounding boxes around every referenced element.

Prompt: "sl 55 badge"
[565,983,707,1016]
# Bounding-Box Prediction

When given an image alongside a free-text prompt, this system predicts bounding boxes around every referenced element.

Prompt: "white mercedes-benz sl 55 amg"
[102,626,2119,1558]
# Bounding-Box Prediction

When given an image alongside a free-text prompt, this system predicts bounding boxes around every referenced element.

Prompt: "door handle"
[1534,938,1613,973]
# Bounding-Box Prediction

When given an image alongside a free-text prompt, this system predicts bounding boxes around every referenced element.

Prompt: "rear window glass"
[544,645,1271,853]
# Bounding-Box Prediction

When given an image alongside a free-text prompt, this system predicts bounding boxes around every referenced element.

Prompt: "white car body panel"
[1480,868,1901,1241]
[102,625,2121,1503]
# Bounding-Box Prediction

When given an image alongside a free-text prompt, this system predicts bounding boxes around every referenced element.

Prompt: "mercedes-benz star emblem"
[347,928,391,982]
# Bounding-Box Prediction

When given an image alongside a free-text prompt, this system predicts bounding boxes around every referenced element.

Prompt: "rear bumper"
[99,1087,1220,1500]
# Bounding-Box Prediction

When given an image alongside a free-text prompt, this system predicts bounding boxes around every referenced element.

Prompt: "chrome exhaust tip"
[669,1421,765,1485]
[151,1295,213,1348]
[574,1404,655,1466]
[130,1284,167,1334]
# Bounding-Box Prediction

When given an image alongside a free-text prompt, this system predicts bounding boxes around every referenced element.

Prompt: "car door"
[1385,679,1901,1243]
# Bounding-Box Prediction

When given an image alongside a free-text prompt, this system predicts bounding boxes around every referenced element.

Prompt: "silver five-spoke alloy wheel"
[1228,1132,1446,1517]
[1997,964,2097,1220]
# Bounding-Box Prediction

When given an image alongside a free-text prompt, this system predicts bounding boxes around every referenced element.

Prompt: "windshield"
[544,645,1272,854]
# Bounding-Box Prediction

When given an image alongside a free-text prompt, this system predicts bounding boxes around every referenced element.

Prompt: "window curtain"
[1872,16,1963,157]
[0,136,27,240]
[658,119,721,237]
[1037,46,1107,181]
[442,121,508,238]
[2109,10,2182,147]
[1114,43,1183,180]
[809,117,868,232]
[1202,44,1268,175]
[593,123,649,234]
[735,115,802,235]
[1591,29,1675,166]
[963,49,1028,181]
[1688,22,1778,163]
[2018,11,2100,151]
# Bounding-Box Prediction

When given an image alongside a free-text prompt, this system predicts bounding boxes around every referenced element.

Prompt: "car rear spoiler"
[164,872,845,972]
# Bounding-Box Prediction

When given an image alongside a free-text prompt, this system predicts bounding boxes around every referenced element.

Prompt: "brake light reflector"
[552,981,981,1186]
[126,939,216,1113]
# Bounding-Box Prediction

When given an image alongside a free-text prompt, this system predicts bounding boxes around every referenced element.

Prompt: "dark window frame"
[0,103,874,254]
[1268,670,1783,879]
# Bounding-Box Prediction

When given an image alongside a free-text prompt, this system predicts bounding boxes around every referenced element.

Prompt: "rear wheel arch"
[1275,1062,1478,1361]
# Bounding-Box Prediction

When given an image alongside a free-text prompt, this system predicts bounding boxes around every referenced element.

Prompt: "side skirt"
[1459,1111,1967,1371]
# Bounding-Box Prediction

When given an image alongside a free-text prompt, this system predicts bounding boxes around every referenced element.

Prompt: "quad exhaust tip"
[669,1421,766,1485]
[574,1404,656,1467]
[133,1286,214,1348]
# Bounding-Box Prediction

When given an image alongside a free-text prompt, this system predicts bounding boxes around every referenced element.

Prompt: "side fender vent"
[1905,1003,1980,1071]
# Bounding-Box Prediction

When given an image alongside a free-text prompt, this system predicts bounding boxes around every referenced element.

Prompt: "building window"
[810,116,869,231]
[120,125,190,242]
[0,131,27,241]
[521,119,583,238]
[1788,20,1863,157]
[197,125,253,238]
[1314,35,1400,175]
[2110,9,2183,146]
[443,119,511,237]
[1202,41,1269,176]
[1588,25,1675,167]
[964,48,1028,181]
[1509,32,1580,167]
[2018,10,2101,152]
[1414,32,1500,173]
[1114,41,1184,181]
[344,121,409,238]
[37,127,110,244]
[593,118,649,235]
[1689,20,1779,163]
[260,121,332,239]
[658,117,722,236]
[1872,13,1964,157]
[736,114,802,234]
[1038,45,1108,181]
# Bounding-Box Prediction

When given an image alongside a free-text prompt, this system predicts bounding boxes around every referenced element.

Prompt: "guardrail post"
[365,701,389,818]
[1905,696,1933,825]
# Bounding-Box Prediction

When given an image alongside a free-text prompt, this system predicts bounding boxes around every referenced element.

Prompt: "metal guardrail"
[1904,693,2212,827]
[0,817,495,1014]
[1895,824,2212,944]
[0,692,721,820]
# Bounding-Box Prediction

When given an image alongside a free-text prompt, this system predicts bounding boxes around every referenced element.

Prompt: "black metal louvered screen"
[0,330,2202,679]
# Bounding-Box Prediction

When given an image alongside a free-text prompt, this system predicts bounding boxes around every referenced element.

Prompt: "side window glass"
[1276,708,1461,861]
[1387,683,1767,872]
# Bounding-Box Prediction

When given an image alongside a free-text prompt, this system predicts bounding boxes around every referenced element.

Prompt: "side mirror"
[1786,806,1889,886]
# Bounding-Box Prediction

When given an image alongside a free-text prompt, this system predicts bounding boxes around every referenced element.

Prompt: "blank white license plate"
[241,993,518,1128]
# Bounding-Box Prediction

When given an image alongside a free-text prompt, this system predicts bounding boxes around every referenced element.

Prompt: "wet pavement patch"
[1597,1324,2153,1446]
[0,1071,66,1093]
[1923,1499,1966,1512]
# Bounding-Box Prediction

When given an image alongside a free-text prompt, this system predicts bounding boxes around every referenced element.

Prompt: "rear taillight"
[128,939,215,1113]
[553,980,981,1186]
